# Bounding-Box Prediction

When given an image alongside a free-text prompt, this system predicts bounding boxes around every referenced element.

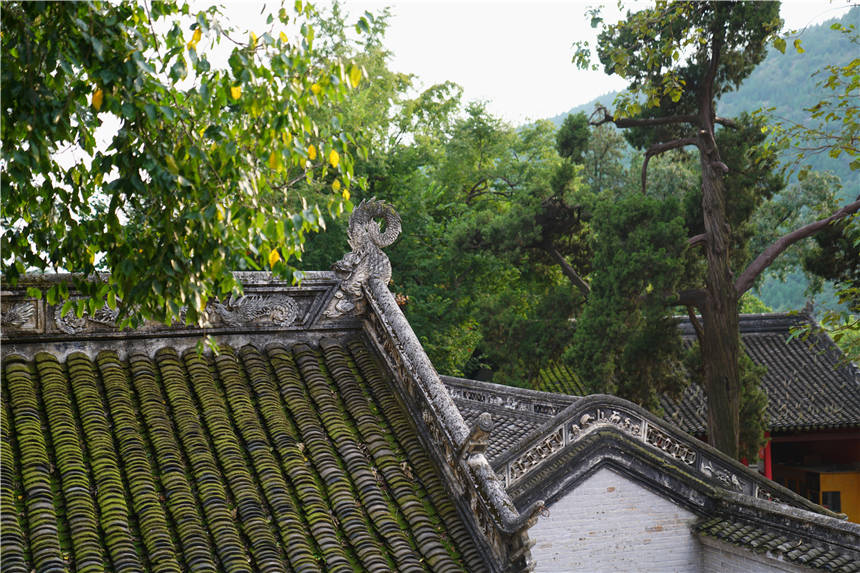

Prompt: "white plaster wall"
[529,467,702,572]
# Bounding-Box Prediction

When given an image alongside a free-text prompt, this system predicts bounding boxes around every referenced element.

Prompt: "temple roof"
[1,202,540,573]
[2,336,483,572]
[664,313,860,434]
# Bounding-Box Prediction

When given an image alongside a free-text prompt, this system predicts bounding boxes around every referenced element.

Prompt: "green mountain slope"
[548,8,858,313]
[552,7,858,197]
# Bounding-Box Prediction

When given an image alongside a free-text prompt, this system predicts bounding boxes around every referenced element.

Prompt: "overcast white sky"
[327,0,852,124]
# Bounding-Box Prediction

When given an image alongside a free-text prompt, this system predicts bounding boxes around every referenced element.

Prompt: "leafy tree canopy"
[1,0,371,326]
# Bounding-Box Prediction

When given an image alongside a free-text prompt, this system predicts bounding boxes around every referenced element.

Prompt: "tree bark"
[699,147,741,458]
[696,13,741,459]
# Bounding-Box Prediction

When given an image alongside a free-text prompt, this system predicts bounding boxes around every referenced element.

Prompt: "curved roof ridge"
[493,393,844,519]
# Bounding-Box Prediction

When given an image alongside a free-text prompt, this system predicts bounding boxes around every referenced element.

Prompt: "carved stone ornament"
[325,199,401,318]
[54,302,120,334]
[1,302,35,328]
[206,294,298,327]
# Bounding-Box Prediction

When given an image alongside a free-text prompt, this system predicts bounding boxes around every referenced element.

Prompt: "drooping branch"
[641,137,698,194]
[735,198,860,295]
[547,245,590,296]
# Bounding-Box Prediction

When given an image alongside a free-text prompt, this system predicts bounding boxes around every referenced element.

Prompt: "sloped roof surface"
[1,337,483,572]
[664,313,860,434]
[697,516,860,572]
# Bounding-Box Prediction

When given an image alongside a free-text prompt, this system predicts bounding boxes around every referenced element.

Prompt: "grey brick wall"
[529,467,702,572]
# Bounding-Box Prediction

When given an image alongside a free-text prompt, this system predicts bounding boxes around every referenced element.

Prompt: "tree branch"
[686,306,705,345]
[735,198,860,295]
[714,116,738,128]
[687,233,707,247]
[590,105,696,128]
[677,288,707,308]
[547,245,590,296]
[641,137,698,193]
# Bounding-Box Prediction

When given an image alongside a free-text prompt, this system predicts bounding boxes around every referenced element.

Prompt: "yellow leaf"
[250,31,258,50]
[349,64,361,88]
[92,88,104,111]
[216,205,224,221]
[299,157,307,169]
[281,131,292,145]
[328,149,340,168]
[310,83,321,95]
[307,144,317,161]
[230,85,242,100]
[268,151,281,171]
[332,179,341,192]
[268,248,281,266]
[279,32,288,44]
[187,27,202,50]
[342,188,350,201]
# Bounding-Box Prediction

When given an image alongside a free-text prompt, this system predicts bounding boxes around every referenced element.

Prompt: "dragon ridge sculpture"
[325,199,401,318]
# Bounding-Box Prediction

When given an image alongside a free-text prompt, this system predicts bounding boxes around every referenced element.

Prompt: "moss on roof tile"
[2,337,481,572]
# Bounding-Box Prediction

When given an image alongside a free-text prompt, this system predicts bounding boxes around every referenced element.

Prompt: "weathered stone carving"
[645,424,696,465]
[326,199,401,318]
[458,412,494,460]
[702,461,742,491]
[207,294,298,326]
[1,302,35,328]
[54,302,119,334]
[509,427,565,482]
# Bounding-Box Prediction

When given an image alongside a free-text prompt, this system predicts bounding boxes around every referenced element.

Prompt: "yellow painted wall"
[820,473,860,524]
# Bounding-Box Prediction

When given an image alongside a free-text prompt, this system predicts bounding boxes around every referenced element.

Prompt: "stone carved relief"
[756,487,784,504]
[206,294,298,327]
[701,461,742,491]
[51,293,300,334]
[1,302,36,329]
[326,200,401,318]
[509,427,565,482]
[567,408,643,440]
[55,302,120,334]
[645,425,697,466]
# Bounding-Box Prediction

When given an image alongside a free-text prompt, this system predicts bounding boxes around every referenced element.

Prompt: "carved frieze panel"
[700,457,745,492]
[54,301,120,334]
[206,294,299,327]
[2,281,340,341]
[644,424,697,466]
[1,299,41,332]
[509,427,565,484]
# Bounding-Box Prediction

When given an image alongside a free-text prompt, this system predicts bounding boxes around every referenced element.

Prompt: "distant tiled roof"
[697,515,860,572]
[532,362,586,396]
[442,376,575,462]
[1,337,484,572]
[663,313,860,434]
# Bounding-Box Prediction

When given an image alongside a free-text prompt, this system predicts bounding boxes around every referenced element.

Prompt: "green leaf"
[773,37,786,54]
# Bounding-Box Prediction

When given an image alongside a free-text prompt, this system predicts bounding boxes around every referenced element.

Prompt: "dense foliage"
[1,1,368,325]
